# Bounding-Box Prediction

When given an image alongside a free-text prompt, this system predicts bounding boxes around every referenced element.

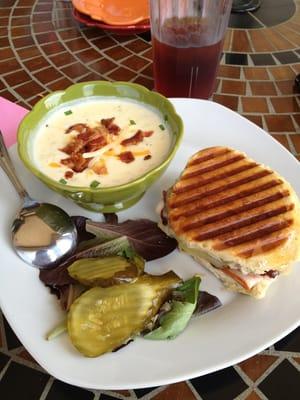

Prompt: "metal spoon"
[0,131,77,269]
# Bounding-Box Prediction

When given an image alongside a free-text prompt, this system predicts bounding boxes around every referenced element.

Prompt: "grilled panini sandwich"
[160,146,300,298]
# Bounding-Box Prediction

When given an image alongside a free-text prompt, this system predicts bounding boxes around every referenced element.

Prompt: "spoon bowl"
[0,131,77,269]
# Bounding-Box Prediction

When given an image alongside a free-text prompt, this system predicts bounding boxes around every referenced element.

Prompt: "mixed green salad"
[40,215,221,358]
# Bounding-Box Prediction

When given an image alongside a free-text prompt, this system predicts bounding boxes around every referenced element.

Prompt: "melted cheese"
[33,98,172,187]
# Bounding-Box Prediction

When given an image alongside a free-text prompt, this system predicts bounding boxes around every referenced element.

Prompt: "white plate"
[1,99,299,390]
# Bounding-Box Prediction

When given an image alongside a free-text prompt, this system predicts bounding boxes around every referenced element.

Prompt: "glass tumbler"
[150,0,233,99]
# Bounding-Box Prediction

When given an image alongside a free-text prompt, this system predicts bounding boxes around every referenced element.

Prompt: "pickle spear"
[67,255,144,287]
[67,272,181,357]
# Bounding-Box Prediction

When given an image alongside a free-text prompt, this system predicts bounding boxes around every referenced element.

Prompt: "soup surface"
[33,98,172,187]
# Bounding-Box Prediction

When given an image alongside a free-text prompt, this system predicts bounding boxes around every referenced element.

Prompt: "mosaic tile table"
[0,0,300,399]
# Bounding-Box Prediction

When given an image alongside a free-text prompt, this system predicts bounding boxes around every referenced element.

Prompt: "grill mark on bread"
[238,237,289,258]
[180,190,291,231]
[170,180,284,221]
[191,204,294,241]
[170,170,274,209]
[188,147,231,166]
[174,162,258,194]
[214,218,293,249]
[182,154,245,180]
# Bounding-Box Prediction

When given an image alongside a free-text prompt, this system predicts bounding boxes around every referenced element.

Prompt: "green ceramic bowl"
[18,81,183,213]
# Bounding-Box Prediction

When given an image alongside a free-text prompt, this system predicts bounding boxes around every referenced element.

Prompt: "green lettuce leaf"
[144,276,201,340]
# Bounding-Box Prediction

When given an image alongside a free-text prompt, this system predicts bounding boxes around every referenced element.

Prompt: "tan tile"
[244,115,263,128]
[152,382,197,400]
[223,29,233,52]
[265,115,295,132]
[249,82,277,96]
[221,80,246,95]
[269,66,295,81]
[245,392,263,400]
[276,80,299,95]
[293,357,300,365]
[290,135,300,153]
[231,29,252,52]
[271,97,300,113]
[275,25,300,47]
[239,354,278,382]
[242,97,269,113]
[248,30,275,52]
[292,63,300,74]
[266,28,294,51]
[217,65,240,79]
[213,94,239,111]
[244,67,269,80]
[271,134,290,150]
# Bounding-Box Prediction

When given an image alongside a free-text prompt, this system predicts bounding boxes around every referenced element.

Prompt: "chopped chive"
[164,115,168,122]
[129,119,136,125]
[46,124,49,127]
[90,180,100,188]
[59,178,67,185]
[159,124,165,131]
[64,110,72,116]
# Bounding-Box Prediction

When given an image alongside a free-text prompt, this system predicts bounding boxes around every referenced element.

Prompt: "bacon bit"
[86,136,107,152]
[65,124,89,134]
[144,154,152,160]
[60,139,85,155]
[61,154,91,173]
[92,159,108,175]
[143,130,154,137]
[64,170,74,179]
[49,162,61,168]
[119,151,135,163]
[121,130,144,146]
[101,117,120,135]
[121,130,154,146]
